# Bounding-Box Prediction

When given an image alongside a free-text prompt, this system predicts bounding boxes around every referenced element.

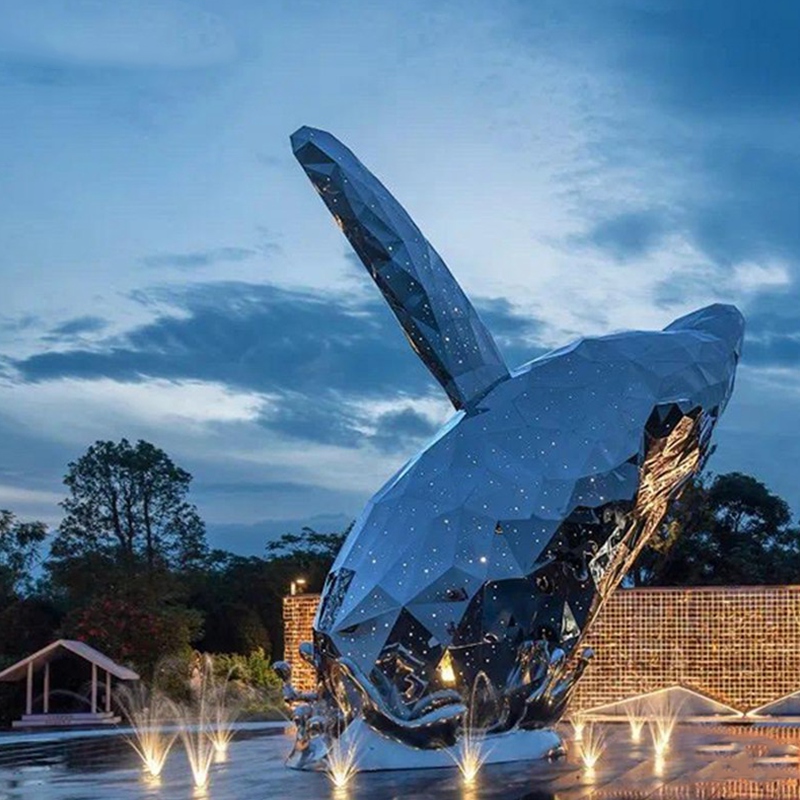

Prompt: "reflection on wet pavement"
[1,723,800,799]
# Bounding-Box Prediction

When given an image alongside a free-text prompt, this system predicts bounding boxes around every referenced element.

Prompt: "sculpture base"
[288,718,565,772]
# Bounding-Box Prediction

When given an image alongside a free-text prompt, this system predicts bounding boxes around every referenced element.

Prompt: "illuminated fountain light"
[326,733,360,789]
[647,696,683,760]
[624,702,646,744]
[115,684,177,778]
[450,728,490,785]
[205,682,240,757]
[448,672,496,785]
[176,700,216,790]
[570,712,587,743]
[579,723,606,772]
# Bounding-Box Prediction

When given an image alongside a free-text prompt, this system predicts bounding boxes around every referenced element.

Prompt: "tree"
[52,439,207,575]
[61,595,202,677]
[42,440,208,674]
[0,510,47,601]
[633,472,800,586]
[188,526,350,660]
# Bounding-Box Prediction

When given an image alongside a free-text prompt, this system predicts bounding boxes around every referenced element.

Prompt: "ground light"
[579,723,606,773]
[115,684,177,778]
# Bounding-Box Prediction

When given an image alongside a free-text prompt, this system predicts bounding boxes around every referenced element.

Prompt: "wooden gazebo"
[0,639,139,728]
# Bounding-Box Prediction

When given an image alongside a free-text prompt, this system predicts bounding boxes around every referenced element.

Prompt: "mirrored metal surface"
[290,126,744,756]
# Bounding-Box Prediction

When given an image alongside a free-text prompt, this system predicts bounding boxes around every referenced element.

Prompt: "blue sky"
[1,0,798,552]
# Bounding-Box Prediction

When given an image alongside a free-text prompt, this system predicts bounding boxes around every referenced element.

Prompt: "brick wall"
[572,585,800,713]
[282,586,800,712]
[282,593,320,693]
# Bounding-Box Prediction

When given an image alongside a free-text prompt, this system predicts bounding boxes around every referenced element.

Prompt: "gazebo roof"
[0,639,139,682]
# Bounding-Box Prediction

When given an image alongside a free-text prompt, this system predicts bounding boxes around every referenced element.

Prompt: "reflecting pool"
[1,722,800,799]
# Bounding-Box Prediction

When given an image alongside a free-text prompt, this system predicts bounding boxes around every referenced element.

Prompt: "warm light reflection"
[326,734,360,789]
[116,684,177,778]
[624,702,646,744]
[176,704,215,789]
[206,685,238,756]
[647,695,681,761]
[438,649,457,685]
[654,752,666,777]
[571,713,586,743]
[579,723,606,772]
[450,730,489,785]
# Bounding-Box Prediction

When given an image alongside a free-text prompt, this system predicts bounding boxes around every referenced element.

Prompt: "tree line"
[0,438,345,683]
[1,438,798,685]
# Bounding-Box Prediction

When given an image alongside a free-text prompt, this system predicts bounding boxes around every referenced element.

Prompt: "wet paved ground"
[1,723,800,799]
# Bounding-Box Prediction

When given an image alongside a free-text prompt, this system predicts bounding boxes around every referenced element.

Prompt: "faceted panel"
[290,126,744,749]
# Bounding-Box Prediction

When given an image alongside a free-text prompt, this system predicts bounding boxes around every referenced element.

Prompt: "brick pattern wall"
[282,586,800,712]
[282,594,320,693]
[573,585,800,713]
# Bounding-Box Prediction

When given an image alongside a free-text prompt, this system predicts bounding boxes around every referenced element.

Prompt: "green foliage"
[0,598,61,662]
[265,526,348,562]
[53,439,207,574]
[0,510,47,600]
[633,472,800,586]
[208,648,285,716]
[189,524,349,662]
[200,601,271,657]
[61,594,203,679]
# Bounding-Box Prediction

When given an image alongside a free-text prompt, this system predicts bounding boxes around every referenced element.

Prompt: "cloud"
[0,1,238,71]
[369,407,441,454]
[206,512,354,555]
[572,2,800,273]
[15,281,544,396]
[0,484,62,510]
[45,315,107,340]
[0,314,40,333]
[12,281,538,455]
[141,247,257,270]
[0,376,269,444]
[577,210,670,261]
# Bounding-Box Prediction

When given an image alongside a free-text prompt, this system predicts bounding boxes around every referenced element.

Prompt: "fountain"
[175,654,242,788]
[647,696,683,759]
[448,673,495,784]
[175,699,216,790]
[624,701,646,744]
[325,731,360,790]
[578,723,606,772]
[115,654,243,789]
[570,712,587,743]
[115,683,177,778]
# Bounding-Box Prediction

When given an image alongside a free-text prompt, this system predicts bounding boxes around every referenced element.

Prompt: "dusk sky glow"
[1,1,798,552]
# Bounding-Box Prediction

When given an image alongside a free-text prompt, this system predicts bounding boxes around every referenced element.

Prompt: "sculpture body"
[282,126,744,769]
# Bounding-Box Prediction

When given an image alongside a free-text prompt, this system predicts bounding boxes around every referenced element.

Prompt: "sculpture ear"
[291,126,509,411]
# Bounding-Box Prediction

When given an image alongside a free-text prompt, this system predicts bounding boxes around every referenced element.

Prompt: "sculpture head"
[291,126,743,743]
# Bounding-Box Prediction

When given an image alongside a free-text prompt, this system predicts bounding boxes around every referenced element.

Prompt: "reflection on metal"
[273,660,317,705]
[438,650,457,686]
[284,125,743,766]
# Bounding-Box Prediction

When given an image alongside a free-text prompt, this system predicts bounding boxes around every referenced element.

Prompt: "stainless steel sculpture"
[280,126,744,769]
